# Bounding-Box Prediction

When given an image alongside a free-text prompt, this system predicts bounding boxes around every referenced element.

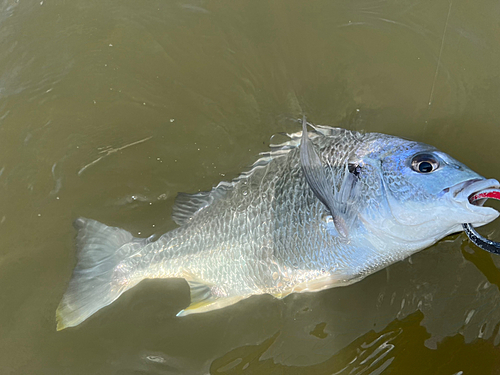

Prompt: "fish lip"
[448,178,500,209]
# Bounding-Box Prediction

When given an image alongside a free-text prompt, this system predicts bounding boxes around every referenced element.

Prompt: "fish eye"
[410,153,439,173]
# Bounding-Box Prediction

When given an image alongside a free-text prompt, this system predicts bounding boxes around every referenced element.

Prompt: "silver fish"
[56,121,500,330]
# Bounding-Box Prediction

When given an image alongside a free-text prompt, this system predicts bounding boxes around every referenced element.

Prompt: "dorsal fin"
[172,184,231,226]
[171,120,350,226]
[171,192,210,226]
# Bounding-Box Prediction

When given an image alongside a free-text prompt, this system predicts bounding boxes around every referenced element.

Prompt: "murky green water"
[1,0,500,373]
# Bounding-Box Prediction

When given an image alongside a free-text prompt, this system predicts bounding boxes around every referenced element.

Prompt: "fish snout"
[447,178,500,202]
[445,178,500,227]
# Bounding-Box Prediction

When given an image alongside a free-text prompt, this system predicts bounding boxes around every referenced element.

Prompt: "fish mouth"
[448,178,500,212]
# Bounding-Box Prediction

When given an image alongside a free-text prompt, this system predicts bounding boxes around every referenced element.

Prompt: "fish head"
[355,135,499,249]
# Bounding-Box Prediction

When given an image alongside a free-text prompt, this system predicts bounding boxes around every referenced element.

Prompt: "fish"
[56,120,500,330]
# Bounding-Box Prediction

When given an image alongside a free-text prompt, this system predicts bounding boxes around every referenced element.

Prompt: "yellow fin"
[176,281,245,317]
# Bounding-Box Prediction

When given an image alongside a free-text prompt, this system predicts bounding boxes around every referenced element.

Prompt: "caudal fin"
[56,218,142,330]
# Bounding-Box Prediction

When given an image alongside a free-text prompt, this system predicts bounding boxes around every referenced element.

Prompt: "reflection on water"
[1,0,500,373]
[211,310,500,375]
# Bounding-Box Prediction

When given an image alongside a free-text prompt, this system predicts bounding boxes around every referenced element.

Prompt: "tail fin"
[56,218,142,330]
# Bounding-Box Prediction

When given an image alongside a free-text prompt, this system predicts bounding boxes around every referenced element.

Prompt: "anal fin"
[176,281,244,317]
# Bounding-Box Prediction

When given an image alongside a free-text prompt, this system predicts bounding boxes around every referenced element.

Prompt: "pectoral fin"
[300,117,360,238]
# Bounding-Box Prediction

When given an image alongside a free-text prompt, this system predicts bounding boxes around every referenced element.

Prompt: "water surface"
[1,0,500,373]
